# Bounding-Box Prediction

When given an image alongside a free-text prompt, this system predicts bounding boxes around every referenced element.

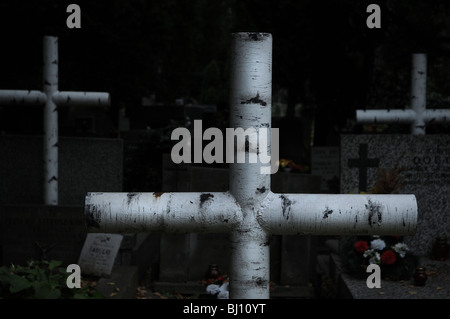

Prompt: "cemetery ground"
[13,240,448,300]
[1,241,450,300]
[110,241,450,300]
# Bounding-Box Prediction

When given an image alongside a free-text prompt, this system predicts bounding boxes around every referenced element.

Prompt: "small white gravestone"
[78,233,123,277]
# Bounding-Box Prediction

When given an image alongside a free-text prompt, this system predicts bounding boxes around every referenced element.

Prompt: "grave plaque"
[341,134,450,256]
[1,205,86,265]
[78,233,123,277]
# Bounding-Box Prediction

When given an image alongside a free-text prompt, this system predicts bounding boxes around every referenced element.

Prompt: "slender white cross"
[356,53,450,135]
[84,33,417,299]
[0,36,110,205]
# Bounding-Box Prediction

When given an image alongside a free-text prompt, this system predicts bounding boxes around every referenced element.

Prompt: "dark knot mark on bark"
[241,93,267,106]
[323,207,333,219]
[200,193,214,208]
[47,176,57,183]
[256,186,266,194]
[280,195,292,220]
[127,192,139,205]
[85,204,101,229]
[366,199,382,227]
[244,32,270,42]
[153,192,164,198]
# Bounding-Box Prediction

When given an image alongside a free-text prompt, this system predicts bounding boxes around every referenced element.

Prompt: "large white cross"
[84,33,417,299]
[356,53,450,135]
[0,36,110,205]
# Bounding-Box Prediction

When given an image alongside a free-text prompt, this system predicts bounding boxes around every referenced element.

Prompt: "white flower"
[370,238,386,251]
[219,282,229,293]
[363,249,380,264]
[217,282,229,299]
[392,242,409,258]
[363,248,374,258]
[206,284,221,295]
[369,252,381,265]
[207,282,229,299]
[217,291,229,299]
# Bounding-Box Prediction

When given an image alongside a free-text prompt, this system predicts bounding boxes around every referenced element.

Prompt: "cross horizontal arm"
[85,192,242,233]
[357,109,450,124]
[53,91,110,106]
[0,90,110,107]
[257,192,417,236]
[0,90,47,104]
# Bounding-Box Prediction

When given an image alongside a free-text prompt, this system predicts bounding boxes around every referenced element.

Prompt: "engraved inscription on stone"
[78,233,123,277]
[341,135,450,256]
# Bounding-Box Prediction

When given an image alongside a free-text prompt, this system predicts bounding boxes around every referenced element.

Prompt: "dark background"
[0,0,449,178]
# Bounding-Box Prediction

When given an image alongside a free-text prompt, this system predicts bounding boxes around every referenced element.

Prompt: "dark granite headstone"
[311,146,340,193]
[340,134,450,256]
[0,135,123,266]
[0,135,123,206]
[1,205,86,265]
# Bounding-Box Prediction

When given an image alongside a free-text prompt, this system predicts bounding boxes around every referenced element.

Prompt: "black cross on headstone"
[348,143,379,192]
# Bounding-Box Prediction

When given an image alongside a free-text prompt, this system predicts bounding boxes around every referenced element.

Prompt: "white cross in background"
[0,36,110,205]
[357,53,450,135]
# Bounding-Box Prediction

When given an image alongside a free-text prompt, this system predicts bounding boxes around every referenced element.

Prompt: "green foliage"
[0,260,103,299]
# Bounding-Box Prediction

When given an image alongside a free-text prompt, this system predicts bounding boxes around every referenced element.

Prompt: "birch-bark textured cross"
[356,53,450,135]
[0,36,110,205]
[85,33,417,299]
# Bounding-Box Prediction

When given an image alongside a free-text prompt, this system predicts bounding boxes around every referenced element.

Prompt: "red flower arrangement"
[344,235,418,280]
[354,240,369,254]
[203,275,228,286]
[381,250,396,265]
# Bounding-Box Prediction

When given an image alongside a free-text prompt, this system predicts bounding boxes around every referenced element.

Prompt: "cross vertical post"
[410,53,427,135]
[0,36,111,205]
[356,53,450,135]
[43,36,59,206]
[228,32,272,298]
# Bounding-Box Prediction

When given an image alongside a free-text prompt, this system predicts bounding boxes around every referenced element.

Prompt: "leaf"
[48,260,62,271]
[73,292,88,299]
[33,282,61,299]
[0,266,11,276]
[9,275,32,294]
[110,292,118,297]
